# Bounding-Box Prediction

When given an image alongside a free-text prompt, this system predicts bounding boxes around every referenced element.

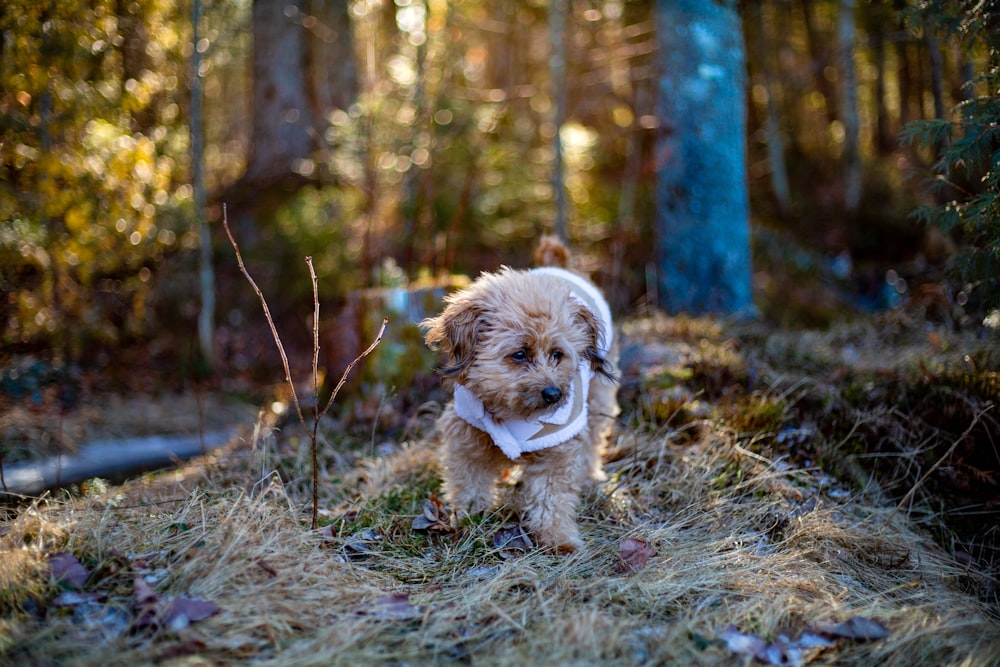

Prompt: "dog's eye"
[510,349,529,363]
[550,349,564,363]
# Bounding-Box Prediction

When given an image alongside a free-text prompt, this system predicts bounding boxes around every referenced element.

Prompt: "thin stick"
[321,317,389,417]
[223,205,387,530]
[306,256,321,530]
[221,205,304,426]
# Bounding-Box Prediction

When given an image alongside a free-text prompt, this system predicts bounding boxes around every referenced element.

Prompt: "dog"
[422,237,618,552]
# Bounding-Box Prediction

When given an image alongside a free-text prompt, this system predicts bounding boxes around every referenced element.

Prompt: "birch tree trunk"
[653,0,753,317]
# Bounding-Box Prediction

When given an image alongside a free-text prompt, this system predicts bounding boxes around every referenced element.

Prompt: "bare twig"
[223,206,387,530]
[306,256,321,529]
[221,205,305,427]
[321,317,389,417]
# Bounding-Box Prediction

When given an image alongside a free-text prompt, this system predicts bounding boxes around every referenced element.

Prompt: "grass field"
[2,313,998,666]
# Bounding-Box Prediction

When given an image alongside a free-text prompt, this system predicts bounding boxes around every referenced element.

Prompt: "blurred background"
[1,0,997,396]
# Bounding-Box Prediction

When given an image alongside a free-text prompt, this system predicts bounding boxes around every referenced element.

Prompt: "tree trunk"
[244,0,315,187]
[896,38,915,126]
[549,0,568,242]
[653,0,753,317]
[224,0,356,236]
[925,30,946,119]
[837,0,861,213]
[800,0,838,125]
[192,0,215,369]
[868,10,894,154]
[749,2,792,217]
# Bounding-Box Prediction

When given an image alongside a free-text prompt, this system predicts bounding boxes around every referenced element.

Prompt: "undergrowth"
[1,311,999,666]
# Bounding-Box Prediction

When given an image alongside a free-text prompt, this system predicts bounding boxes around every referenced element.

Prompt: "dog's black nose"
[541,386,562,406]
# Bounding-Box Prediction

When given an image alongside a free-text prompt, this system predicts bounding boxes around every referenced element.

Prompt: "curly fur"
[423,239,618,552]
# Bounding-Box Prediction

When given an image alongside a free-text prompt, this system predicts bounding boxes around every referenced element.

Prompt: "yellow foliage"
[64,202,92,234]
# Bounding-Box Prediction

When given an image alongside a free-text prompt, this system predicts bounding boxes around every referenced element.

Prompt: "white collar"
[453,360,593,460]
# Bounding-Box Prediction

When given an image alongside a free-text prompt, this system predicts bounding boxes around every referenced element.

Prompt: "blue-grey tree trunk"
[654,0,754,317]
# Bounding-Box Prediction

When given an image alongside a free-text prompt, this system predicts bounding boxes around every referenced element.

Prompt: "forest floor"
[1,311,999,666]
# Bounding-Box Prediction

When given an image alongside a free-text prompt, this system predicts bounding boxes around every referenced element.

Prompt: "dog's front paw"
[534,524,584,554]
[447,489,493,520]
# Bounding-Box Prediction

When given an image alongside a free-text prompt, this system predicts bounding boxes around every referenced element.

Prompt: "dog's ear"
[574,302,615,381]
[422,293,485,379]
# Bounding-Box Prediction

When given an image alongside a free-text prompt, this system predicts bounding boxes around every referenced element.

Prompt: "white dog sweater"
[452,266,613,460]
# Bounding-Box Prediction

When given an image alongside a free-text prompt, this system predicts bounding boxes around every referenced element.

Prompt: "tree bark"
[224,0,356,236]
[800,0,838,125]
[653,0,753,317]
[749,2,792,217]
[549,0,568,241]
[837,0,861,213]
[868,8,894,154]
[193,0,215,369]
[925,30,946,119]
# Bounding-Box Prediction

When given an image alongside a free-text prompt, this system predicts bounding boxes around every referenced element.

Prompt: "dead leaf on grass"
[132,576,161,632]
[130,575,220,634]
[492,524,534,558]
[163,597,222,631]
[719,625,836,667]
[356,593,423,621]
[48,552,90,588]
[615,538,656,574]
[815,615,890,641]
[719,618,886,667]
[343,528,382,559]
[411,495,452,532]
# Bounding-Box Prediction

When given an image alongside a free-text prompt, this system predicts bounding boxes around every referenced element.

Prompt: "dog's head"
[423,269,612,421]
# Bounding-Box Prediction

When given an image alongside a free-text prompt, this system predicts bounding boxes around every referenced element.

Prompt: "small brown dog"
[423,237,618,552]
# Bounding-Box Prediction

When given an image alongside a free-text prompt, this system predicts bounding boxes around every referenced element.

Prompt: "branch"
[321,317,389,418]
[220,205,305,426]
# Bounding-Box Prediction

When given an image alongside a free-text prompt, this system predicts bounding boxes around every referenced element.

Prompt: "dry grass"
[2,313,999,666]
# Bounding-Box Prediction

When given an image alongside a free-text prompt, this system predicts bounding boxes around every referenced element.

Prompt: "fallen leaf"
[343,529,382,559]
[815,615,890,641]
[719,625,836,667]
[163,597,221,631]
[48,552,90,588]
[720,625,767,659]
[130,576,220,634]
[411,496,452,532]
[356,594,422,621]
[131,576,161,632]
[492,524,534,558]
[615,538,657,574]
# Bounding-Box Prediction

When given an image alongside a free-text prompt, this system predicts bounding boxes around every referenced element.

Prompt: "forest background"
[3,0,997,392]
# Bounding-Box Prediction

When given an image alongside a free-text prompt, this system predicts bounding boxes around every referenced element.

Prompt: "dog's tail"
[533,235,570,268]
